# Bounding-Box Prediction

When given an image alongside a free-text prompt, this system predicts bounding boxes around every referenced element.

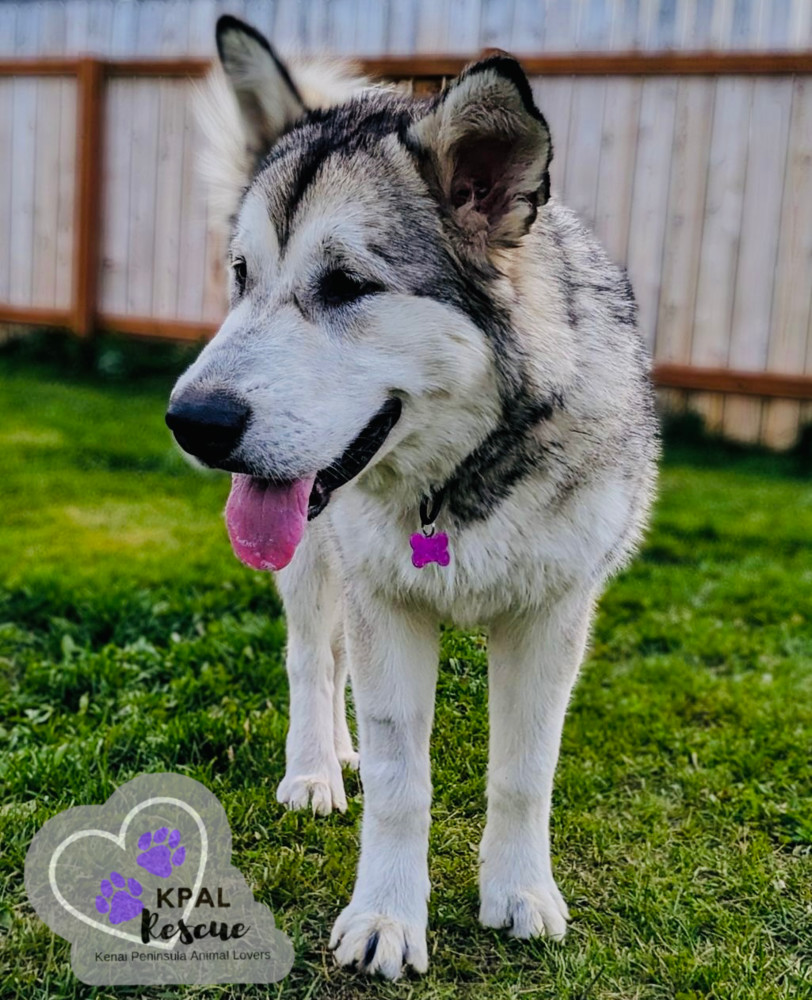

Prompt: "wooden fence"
[1,52,812,447]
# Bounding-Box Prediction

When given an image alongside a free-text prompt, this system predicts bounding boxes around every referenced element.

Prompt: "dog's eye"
[231,257,247,295]
[320,269,383,307]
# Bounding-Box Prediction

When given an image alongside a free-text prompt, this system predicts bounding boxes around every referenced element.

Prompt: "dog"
[166,15,658,980]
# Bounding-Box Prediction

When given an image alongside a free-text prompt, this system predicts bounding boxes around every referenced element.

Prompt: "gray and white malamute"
[167,15,658,979]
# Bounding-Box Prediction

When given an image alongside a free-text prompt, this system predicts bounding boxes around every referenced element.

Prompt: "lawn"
[1,344,811,999]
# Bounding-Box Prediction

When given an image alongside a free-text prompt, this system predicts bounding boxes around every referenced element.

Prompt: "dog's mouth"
[225,398,401,572]
[305,397,403,519]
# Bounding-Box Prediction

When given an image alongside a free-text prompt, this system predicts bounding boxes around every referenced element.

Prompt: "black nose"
[165,391,249,466]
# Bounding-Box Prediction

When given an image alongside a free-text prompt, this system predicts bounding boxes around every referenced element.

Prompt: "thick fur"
[172,19,658,981]
[195,49,372,230]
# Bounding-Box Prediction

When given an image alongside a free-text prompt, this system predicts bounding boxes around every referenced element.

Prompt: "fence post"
[72,58,104,338]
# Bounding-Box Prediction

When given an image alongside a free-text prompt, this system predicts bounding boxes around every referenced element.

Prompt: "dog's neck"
[357,228,575,527]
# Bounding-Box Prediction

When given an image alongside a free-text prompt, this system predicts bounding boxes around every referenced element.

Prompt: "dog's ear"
[216,15,306,162]
[408,55,552,251]
[198,22,368,235]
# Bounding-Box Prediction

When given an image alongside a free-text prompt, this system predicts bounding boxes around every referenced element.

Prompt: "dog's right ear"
[407,55,552,255]
[216,15,306,162]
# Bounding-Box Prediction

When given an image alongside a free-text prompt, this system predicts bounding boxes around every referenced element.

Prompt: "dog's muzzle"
[165,391,249,466]
[166,392,402,523]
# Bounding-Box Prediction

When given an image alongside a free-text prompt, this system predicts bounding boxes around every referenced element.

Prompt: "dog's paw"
[337,748,360,771]
[479,879,569,940]
[276,764,347,815]
[329,907,428,979]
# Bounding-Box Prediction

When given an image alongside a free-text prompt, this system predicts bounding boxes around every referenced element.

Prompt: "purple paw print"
[410,531,450,568]
[136,827,186,878]
[95,871,144,925]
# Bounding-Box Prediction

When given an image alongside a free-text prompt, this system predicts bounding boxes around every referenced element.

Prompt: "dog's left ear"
[408,55,552,251]
[216,15,306,163]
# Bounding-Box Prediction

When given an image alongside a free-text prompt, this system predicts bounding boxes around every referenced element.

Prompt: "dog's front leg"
[330,592,438,979]
[275,531,348,815]
[479,587,595,939]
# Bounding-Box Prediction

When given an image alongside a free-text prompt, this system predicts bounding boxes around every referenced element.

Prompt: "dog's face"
[167,16,551,570]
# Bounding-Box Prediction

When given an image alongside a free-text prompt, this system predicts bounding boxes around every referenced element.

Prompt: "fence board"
[446,0,484,56]
[594,77,641,266]
[7,82,35,304]
[761,77,812,448]
[176,91,207,321]
[0,75,13,305]
[626,76,678,351]
[656,77,715,365]
[38,0,73,311]
[724,78,793,443]
[386,0,419,55]
[150,7,191,320]
[152,80,186,318]
[680,0,728,426]
[563,77,606,228]
[99,1,136,316]
[32,79,61,309]
[532,77,573,199]
[273,0,302,52]
[689,76,751,433]
[86,0,114,54]
[510,0,544,53]
[477,0,508,49]
[8,8,38,309]
[55,77,77,309]
[761,6,812,447]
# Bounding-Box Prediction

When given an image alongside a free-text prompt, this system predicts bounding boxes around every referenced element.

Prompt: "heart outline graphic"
[48,796,208,950]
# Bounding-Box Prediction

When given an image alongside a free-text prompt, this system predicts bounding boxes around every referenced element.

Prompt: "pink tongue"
[225,473,316,571]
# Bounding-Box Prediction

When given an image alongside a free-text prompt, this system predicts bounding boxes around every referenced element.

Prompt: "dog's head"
[167,16,552,571]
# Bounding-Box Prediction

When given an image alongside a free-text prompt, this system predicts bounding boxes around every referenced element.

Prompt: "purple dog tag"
[410,531,450,568]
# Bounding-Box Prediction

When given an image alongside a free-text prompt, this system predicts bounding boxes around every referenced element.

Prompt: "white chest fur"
[325,463,642,627]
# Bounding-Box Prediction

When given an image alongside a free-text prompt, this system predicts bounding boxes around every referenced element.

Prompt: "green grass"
[1,349,811,999]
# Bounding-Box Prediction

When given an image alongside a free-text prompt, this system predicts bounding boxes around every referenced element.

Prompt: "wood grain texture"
[626,76,678,352]
[724,78,793,442]
[657,77,715,365]
[73,58,104,336]
[532,77,573,200]
[690,76,751,434]
[151,5,190,320]
[594,77,641,266]
[8,8,38,308]
[55,78,77,310]
[0,77,14,305]
[7,51,812,81]
[32,78,61,309]
[5,0,812,61]
[761,21,812,446]
[655,364,812,399]
[563,77,606,229]
[0,304,73,327]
